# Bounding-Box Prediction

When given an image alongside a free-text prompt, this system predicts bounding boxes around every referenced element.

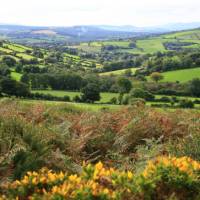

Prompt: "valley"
[1,23,200,200]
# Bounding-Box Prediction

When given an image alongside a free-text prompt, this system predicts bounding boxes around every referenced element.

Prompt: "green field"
[156,95,200,101]
[0,55,20,61]
[3,44,31,53]
[100,68,138,76]
[11,71,22,81]
[163,29,200,40]
[161,67,200,83]
[32,90,118,103]
[77,29,200,55]
[20,99,121,111]
[0,47,13,53]
[16,53,35,60]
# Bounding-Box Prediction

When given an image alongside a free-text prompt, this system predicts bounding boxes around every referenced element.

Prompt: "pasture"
[11,71,22,81]
[21,99,121,111]
[32,90,119,103]
[99,67,138,76]
[161,67,200,83]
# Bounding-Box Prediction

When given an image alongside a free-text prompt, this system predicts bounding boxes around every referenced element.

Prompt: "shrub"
[129,88,155,101]
[109,97,117,104]
[178,99,194,108]
[1,157,200,200]
[73,95,82,102]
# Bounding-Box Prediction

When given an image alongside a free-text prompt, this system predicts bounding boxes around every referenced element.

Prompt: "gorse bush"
[1,156,200,200]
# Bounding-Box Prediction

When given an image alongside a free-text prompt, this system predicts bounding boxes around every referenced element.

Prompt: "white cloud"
[0,0,200,26]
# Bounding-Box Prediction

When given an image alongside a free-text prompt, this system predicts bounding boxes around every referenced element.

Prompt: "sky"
[0,0,200,27]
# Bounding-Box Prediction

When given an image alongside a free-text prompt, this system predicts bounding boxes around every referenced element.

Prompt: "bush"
[109,97,117,104]
[178,99,194,108]
[158,96,171,102]
[129,88,155,101]
[73,95,82,102]
[63,95,71,102]
[1,157,200,200]
[0,78,30,97]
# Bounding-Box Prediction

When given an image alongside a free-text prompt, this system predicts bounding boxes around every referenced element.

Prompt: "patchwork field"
[32,90,119,103]
[161,67,200,83]
[99,67,138,76]
[11,71,22,81]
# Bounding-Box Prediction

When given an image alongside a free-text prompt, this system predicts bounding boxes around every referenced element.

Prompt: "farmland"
[32,90,118,103]
[75,29,200,55]
[99,67,137,76]
[161,67,200,82]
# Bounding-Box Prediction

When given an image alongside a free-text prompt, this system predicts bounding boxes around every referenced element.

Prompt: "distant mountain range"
[0,22,200,44]
[98,22,200,33]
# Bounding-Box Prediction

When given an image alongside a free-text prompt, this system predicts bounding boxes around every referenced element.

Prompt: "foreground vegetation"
[0,99,200,199]
[1,156,200,200]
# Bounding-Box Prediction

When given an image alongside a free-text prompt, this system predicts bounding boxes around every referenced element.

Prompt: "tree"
[150,72,164,82]
[179,99,194,109]
[81,83,101,103]
[189,78,200,97]
[117,77,132,94]
[129,88,155,101]
[129,42,136,48]
[2,56,16,67]
[15,64,23,73]
[110,97,117,104]
[20,73,30,85]
[0,65,10,76]
[124,69,132,77]
[0,78,30,97]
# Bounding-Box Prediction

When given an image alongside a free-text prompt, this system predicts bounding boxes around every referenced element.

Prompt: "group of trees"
[20,72,133,94]
[136,50,200,76]
[0,77,30,97]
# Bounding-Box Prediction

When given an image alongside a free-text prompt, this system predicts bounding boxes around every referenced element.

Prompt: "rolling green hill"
[99,67,137,76]
[161,67,200,83]
[75,28,200,55]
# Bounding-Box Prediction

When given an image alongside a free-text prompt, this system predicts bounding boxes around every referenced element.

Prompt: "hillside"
[1,28,200,110]
[0,25,144,45]
[75,28,200,55]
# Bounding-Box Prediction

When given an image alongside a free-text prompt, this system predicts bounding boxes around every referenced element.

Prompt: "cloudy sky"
[1,0,200,27]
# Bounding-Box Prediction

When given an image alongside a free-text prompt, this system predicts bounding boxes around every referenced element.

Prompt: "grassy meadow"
[32,90,119,103]
[99,67,138,76]
[161,67,200,82]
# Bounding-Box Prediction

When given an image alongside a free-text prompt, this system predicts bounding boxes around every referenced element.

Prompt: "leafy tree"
[179,99,194,109]
[15,64,23,73]
[0,78,30,97]
[117,77,132,94]
[124,69,132,77]
[118,93,124,105]
[0,65,10,76]
[150,72,164,82]
[130,88,155,101]
[189,78,200,97]
[129,42,136,48]
[73,95,82,103]
[110,97,117,104]
[20,73,30,85]
[2,56,16,67]
[81,83,101,103]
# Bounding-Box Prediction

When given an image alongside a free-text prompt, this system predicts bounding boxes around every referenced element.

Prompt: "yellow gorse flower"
[4,156,200,200]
